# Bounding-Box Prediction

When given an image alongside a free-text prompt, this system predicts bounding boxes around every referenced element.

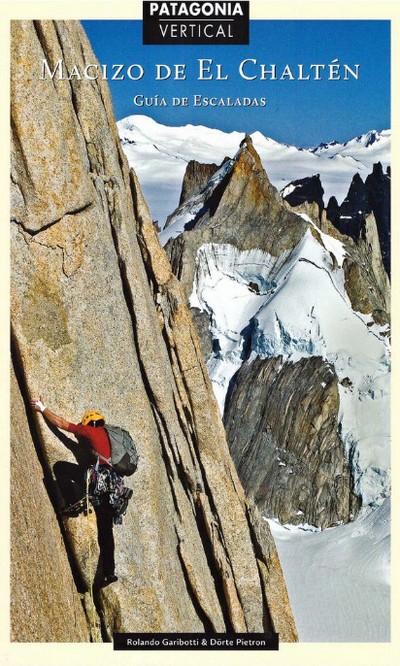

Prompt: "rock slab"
[10,20,297,642]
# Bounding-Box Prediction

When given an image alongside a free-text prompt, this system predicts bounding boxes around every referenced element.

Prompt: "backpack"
[101,425,139,477]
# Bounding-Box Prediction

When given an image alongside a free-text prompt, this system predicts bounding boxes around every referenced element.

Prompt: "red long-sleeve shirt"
[66,423,111,464]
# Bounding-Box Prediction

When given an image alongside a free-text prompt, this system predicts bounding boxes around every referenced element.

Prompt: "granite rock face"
[179,160,221,206]
[224,356,361,528]
[10,20,297,642]
[326,195,339,225]
[326,164,391,278]
[10,363,91,642]
[281,174,325,219]
[365,163,391,276]
[332,173,369,239]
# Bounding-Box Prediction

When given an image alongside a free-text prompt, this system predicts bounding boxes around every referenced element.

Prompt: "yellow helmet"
[81,409,106,426]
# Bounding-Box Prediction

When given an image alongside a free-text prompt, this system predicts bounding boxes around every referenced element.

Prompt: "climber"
[30,398,110,461]
[30,396,129,586]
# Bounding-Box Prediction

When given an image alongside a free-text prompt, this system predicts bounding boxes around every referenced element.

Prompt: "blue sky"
[83,20,390,147]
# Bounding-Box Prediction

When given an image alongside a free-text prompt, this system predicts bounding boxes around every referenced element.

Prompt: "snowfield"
[268,498,390,642]
[118,115,390,226]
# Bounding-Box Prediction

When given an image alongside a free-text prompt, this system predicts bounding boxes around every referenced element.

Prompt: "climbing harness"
[61,464,132,523]
[87,462,132,524]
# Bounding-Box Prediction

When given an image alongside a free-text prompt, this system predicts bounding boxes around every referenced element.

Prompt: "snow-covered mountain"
[162,134,391,639]
[165,135,390,521]
[118,115,391,226]
[189,229,390,514]
[311,129,391,160]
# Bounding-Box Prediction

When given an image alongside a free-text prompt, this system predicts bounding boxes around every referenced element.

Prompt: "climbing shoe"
[103,574,118,586]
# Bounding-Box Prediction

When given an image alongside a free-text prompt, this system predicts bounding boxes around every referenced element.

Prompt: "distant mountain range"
[118,115,390,226]
[311,129,390,157]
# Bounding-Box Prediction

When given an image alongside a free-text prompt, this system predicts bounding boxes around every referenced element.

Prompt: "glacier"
[189,230,390,512]
[188,233,390,641]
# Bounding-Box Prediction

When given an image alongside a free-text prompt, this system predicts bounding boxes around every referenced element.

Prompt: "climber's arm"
[30,397,71,431]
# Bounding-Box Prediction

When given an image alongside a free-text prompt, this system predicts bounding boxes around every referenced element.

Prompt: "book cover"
[2,1,398,665]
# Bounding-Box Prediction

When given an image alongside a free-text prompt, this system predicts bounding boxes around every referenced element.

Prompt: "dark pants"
[94,501,115,577]
[53,461,116,577]
[53,460,85,505]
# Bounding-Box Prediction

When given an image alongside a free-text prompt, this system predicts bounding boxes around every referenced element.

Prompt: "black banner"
[114,632,279,650]
[143,1,249,45]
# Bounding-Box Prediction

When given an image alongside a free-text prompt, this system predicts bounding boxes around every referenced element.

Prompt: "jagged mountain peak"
[179,159,221,206]
[233,132,275,188]
[161,134,303,249]
[351,172,365,185]
[326,160,391,277]
[352,129,391,149]
[363,129,380,147]
[312,139,340,152]
[281,174,325,220]
[371,160,384,176]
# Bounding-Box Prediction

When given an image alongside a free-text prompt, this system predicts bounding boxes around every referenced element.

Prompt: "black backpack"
[100,425,139,476]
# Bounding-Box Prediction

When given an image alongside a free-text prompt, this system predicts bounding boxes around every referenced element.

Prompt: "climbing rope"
[86,472,101,643]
